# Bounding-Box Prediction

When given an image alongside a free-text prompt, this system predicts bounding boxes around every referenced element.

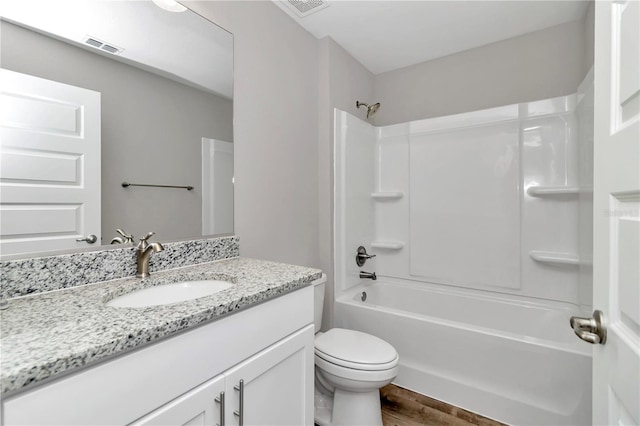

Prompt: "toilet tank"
[312,274,327,332]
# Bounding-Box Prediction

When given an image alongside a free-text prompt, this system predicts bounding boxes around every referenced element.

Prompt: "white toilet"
[313,275,399,426]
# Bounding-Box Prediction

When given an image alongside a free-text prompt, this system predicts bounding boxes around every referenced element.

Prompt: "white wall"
[186,1,321,268]
[374,20,588,125]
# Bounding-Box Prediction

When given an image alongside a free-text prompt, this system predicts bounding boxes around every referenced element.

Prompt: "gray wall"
[584,1,595,74]
[187,1,592,329]
[1,21,233,243]
[186,1,321,268]
[318,37,375,329]
[187,3,375,329]
[374,20,588,125]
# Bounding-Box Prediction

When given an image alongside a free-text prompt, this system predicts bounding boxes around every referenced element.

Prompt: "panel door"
[224,325,315,426]
[592,0,640,424]
[0,68,101,256]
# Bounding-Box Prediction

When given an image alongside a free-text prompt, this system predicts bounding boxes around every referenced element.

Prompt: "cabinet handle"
[215,391,225,426]
[233,379,244,426]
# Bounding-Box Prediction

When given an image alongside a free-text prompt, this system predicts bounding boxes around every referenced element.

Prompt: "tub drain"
[361,291,367,302]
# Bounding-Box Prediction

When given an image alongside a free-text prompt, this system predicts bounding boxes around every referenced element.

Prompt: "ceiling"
[273,0,590,75]
[0,0,233,98]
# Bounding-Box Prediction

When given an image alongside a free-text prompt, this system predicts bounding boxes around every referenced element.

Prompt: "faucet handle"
[140,232,155,242]
[356,246,376,267]
[115,229,134,243]
[137,232,155,249]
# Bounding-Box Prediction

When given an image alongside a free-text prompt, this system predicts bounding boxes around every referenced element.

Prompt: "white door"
[591,1,640,424]
[0,69,101,256]
[224,326,314,426]
[202,138,233,235]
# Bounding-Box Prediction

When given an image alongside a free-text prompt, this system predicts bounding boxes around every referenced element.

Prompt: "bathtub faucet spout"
[360,271,377,280]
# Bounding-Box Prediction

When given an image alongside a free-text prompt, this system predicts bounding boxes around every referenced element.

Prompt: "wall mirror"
[0,0,234,258]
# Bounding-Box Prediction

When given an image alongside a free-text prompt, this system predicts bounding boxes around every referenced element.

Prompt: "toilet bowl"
[313,275,399,426]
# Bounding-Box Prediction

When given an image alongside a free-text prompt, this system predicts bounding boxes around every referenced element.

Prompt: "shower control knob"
[356,246,376,267]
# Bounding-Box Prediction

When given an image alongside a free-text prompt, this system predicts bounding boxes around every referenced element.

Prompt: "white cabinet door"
[224,325,315,426]
[131,325,314,426]
[0,69,101,256]
[131,374,225,426]
[592,0,640,424]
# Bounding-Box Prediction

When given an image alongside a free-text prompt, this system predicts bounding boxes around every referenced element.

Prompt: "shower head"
[368,102,380,117]
[356,101,381,119]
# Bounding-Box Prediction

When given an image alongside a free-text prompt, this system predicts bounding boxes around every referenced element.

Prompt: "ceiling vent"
[282,0,329,18]
[82,36,123,55]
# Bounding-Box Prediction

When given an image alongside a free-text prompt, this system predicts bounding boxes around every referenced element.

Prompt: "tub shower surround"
[333,80,594,425]
[1,236,239,299]
[0,255,322,395]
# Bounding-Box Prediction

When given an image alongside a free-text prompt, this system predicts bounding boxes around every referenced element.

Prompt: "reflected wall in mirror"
[0,0,233,258]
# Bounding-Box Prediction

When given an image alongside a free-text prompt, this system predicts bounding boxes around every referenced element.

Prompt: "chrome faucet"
[136,232,164,279]
[359,271,377,280]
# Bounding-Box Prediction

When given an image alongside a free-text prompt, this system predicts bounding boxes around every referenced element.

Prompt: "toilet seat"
[315,353,399,384]
[314,328,399,371]
[315,349,399,371]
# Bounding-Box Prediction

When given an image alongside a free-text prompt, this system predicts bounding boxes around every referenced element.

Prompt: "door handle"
[570,310,606,344]
[215,391,225,426]
[233,379,244,426]
[76,234,98,244]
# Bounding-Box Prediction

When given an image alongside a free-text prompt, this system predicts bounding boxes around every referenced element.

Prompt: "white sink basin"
[107,280,233,308]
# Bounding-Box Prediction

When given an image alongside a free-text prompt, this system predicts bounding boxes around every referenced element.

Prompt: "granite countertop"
[0,257,322,395]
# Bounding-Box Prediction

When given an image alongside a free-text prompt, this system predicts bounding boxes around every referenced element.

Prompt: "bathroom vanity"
[0,253,322,425]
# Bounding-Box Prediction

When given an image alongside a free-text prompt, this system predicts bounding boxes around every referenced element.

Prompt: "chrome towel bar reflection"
[122,181,194,191]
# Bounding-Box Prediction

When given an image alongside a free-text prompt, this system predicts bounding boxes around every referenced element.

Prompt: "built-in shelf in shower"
[529,250,581,265]
[371,192,404,200]
[526,186,590,197]
[371,241,404,250]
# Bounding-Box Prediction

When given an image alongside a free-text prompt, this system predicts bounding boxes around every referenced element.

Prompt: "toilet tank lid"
[315,328,397,365]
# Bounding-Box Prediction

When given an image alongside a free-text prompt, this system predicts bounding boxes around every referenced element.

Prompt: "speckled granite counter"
[0,257,322,395]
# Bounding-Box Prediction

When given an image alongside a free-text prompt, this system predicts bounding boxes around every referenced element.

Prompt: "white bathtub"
[334,278,592,426]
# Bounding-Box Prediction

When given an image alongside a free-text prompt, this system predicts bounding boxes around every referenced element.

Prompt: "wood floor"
[380,384,506,426]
